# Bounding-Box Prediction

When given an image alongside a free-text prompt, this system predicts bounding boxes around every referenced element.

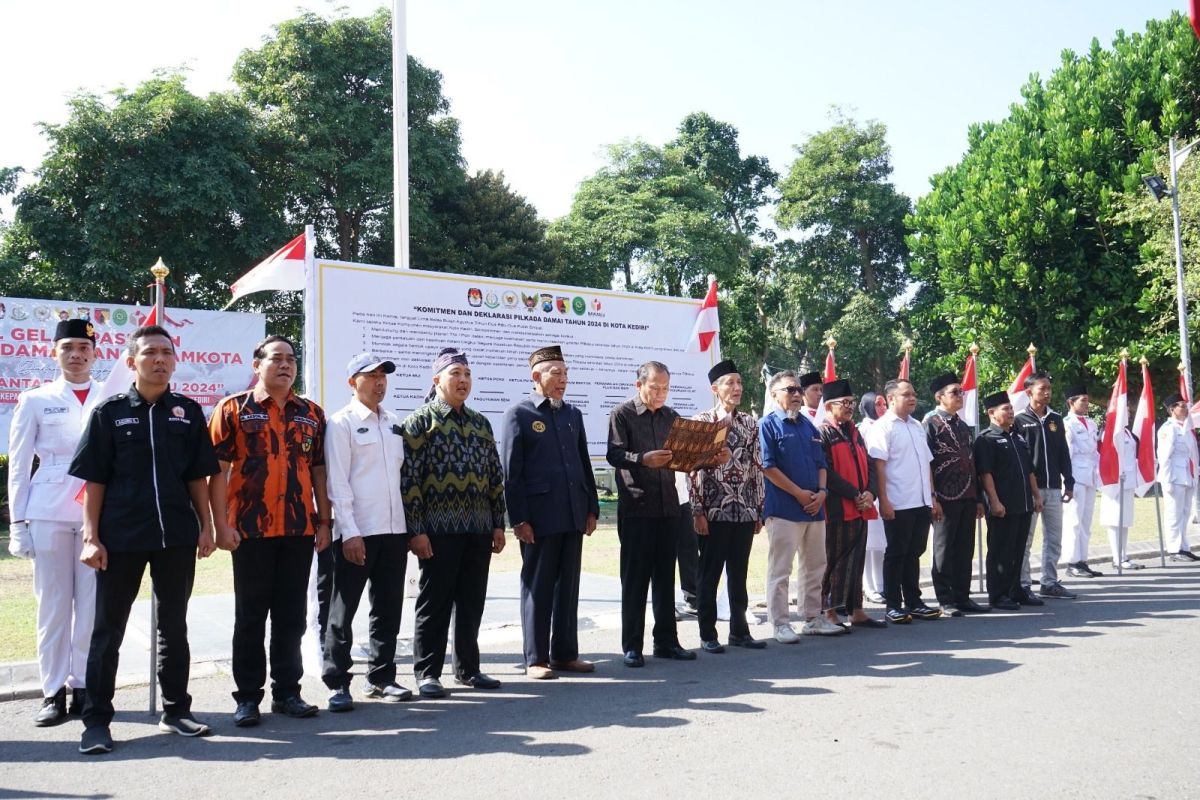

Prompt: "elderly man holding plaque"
[687,359,766,654]
[502,346,599,680]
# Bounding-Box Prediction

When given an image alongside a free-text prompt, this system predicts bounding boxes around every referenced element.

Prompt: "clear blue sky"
[0,0,1187,222]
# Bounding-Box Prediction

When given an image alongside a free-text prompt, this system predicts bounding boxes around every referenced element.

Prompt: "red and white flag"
[228,232,307,306]
[1099,358,1129,488]
[1131,361,1157,496]
[685,277,720,354]
[957,351,978,428]
[823,347,837,382]
[1007,355,1035,415]
[897,350,909,381]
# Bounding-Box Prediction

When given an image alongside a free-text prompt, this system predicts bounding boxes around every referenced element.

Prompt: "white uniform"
[1156,419,1198,554]
[1099,429,1137,563]
[1063,412,1100,564]
[8,377,104,697]
[857,417,886,599]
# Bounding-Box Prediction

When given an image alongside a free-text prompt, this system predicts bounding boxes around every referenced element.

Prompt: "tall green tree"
[908,13,1200,392]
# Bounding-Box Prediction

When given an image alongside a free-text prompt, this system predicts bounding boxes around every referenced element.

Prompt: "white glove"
[8,521,33,559]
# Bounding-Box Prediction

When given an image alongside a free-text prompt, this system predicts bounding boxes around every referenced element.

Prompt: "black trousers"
[231,536,314,704]
[675,502,700,606]
[697,520,755,642]
[315,544,334,648]
[322,534,410,690]
[931,499,978,605]
[986,512,1031,602]
[822,518,868,614]
[882,505,932,610]
[519,530,584,666]
[83,545,196,729]
[618,515,679,654]
[412,533,493,681]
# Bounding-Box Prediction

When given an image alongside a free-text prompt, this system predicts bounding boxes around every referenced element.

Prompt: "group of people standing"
[8,322,1194,757]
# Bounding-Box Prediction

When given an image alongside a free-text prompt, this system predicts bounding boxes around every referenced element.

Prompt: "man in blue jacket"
[501,346,599,680]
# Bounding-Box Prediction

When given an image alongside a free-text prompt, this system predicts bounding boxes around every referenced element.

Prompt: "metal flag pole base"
[1153,488,1167,568]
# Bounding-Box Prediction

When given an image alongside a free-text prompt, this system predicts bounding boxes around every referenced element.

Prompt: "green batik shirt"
[400,399,506,535]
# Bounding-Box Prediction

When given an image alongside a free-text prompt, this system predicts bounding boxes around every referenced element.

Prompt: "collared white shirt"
[802,404,826,427]
[8,377,103,523]
[325,397,407,539]
[1064,412,1100,487]
[1157,418,1199,487]
[865,409,933,510]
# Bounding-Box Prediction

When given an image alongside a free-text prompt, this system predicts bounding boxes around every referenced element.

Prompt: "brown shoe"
[526,664,557,680]
[549,659,595,673]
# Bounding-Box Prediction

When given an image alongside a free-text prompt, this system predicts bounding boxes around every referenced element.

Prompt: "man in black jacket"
[1014,372,1077,601]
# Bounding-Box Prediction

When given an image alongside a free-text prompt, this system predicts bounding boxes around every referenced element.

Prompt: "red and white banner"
[957,352,978,428]
[1007,356,1035,415]
[823,348,837,382]
[228,232,308,306]
[898,350,909,381]
[1099,358,1129,488]
[1132,360,1157,496]
[685,277,720,354]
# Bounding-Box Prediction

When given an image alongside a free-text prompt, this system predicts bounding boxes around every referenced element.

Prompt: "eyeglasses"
[942,388,963,396]
[830,398,856,407]
[776,386,804,395]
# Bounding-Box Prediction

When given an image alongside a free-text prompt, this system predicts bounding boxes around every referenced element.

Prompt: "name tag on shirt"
[44,406,68,415]
[114,417,140,427]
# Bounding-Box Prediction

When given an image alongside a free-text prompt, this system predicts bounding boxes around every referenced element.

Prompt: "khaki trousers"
[765,517,827,625]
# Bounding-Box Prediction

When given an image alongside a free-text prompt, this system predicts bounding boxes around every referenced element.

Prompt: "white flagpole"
[393,0,410,269]
[971,344,985,595]
[148,259,169,715]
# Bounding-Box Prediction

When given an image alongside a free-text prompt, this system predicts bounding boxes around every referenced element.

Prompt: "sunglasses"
[776,386,804,395]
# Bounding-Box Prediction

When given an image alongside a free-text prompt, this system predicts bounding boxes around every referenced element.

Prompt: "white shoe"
[773,624,800,644]
[801,617,847,636]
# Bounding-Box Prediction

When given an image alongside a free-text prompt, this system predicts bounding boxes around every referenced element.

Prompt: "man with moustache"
[321,353,411,711]
[1015,372,1075,601]
[209,335,332,726]
[8,319,103,726]
[818,379,885,629]
[688,359,766,653]
[865,379,941,624]
[70,325,220,754]
[760,371,842,642]
[974,392,1043,610]
[1157,394,1200,563]
[924,373,987,615]
[502,346,599,680]
[402,348,507,696]
[1062,386,1104,577]
[607,361,697,667]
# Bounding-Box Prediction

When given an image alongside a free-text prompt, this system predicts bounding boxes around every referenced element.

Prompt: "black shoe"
[909,605,943,620]
[850,617,888,629]
[1179,550,1200,562]
[327,686,354,713]
[885,608,912,624]
[676,601,699,618]
[958,600,990,613]
[652,644,697,661]
[1065,564,1094,578]
[79,725,113,755]
[34,688,67,727]
[623,651,645,668]
[701,640,725,654]
[1081,562,1105,577]
[990,597,1020,611]
[68,688,86,716]
[363,682,413,702]
[455,672,501,689]
[271,696,318,718]
[941,605,964,618]
[727,634,767,649]
[159,712,212,737]
[1014,590,1045,607]
[233,701,261,727]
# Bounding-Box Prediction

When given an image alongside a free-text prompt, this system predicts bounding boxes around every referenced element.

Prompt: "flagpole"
[1170,137,1192,398]
[147,258,169,716]
[1140,355,1168,569]
[970,343,985,595]
[393,0,410,269]
[1116,349,1129,577]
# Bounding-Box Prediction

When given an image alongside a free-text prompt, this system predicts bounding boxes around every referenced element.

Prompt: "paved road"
[1,564,1198,799]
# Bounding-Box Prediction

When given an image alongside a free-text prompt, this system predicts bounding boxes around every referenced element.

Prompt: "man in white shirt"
[1100,425,1140,569]
[799,371,826,426]
[322,353,411,711]
[1062,386,1103,578]
[7,319,103,726]
[1157,394,1200,562]
[866,379,941,624]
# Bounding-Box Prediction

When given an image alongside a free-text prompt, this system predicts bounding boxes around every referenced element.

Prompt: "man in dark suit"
[501,346,600,680]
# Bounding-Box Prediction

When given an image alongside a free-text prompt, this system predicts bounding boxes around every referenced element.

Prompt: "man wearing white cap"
[322,353,412,711]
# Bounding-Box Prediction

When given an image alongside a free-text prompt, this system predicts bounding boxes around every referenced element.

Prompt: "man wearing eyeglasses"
[1014,372,1076,601]
[924,374,986,616]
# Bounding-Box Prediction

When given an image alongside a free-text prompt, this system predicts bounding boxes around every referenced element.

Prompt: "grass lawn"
[0,496,1173,663]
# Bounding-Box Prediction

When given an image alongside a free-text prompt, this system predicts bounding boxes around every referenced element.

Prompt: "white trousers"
[30,520,94,697]
[863,517,885,596]
[1163,482,1195,553]
[765,517,826,625]
[1063,484,1096,563]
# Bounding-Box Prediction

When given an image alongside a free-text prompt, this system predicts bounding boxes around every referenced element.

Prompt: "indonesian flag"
[1181,371,1191,404]
[228,233,307,305]
[898,350,909,380]
[1132,360,1157,496]
[823,347,837,382]
[1191,0,1200,39]
[1007,356,1035,415]
[957,352,978,428]
[142,305,158,327]
[1099,358,1129,487]
[685,277,720,354]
